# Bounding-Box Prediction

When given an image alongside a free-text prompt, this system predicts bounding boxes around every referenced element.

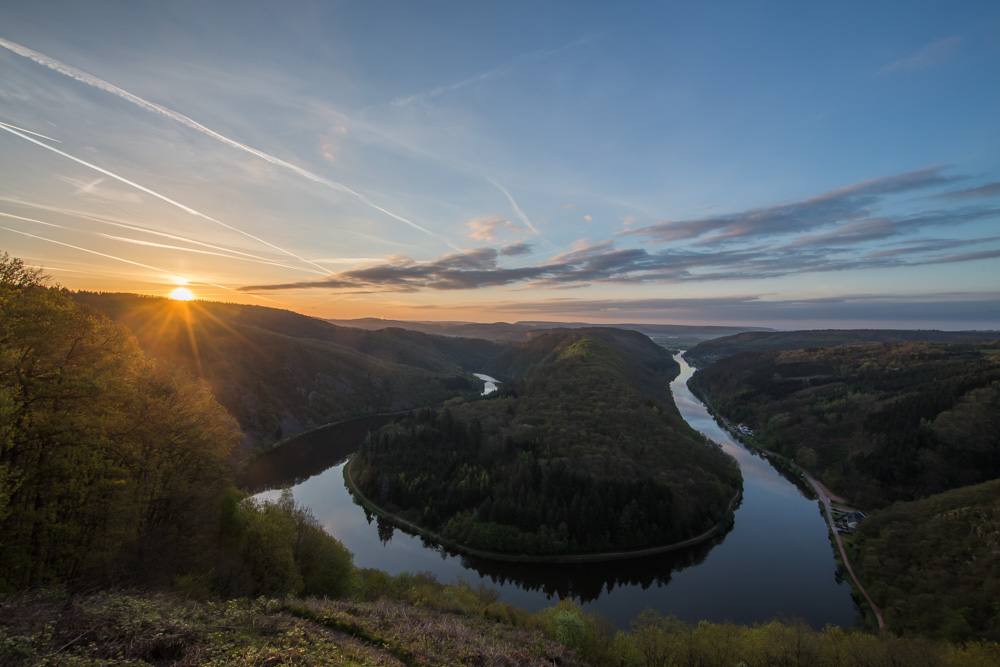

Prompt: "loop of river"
[248,353,860,628]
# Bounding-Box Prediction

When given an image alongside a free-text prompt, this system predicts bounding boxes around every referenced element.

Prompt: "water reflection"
[247,355,859,628]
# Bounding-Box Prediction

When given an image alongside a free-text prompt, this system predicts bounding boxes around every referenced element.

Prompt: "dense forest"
[74,291,504,450]
[851,478,1000,642]
[351,329,742,556]
[688,340,1000,642]
[688,342,1000,507]
[685,329,999,367]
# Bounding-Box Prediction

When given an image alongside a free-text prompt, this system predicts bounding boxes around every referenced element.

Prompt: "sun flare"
[169,287,195,301]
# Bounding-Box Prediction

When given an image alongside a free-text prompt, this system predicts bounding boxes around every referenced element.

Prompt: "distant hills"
[74,293,504,451]
[685,329,999,367]
[327,317,771,349]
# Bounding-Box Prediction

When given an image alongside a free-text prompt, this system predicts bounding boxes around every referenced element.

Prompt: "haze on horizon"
[1,1,998,330]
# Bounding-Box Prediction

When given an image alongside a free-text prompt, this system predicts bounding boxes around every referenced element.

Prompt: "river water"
[249,354,859,628]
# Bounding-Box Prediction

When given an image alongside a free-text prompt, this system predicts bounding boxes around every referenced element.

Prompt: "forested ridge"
[352,329,742,556]
[685,329,999,367]
[74,291,505,451]
[688,342,1000,507]
[688,341,1000,642]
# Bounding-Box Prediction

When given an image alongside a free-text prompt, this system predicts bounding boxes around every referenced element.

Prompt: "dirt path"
[798,468,885,631]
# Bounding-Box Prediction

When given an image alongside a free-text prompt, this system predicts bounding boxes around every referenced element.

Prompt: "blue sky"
[1,1,998,328]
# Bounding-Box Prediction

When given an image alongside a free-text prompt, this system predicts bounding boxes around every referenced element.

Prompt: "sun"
[169,287,195,301]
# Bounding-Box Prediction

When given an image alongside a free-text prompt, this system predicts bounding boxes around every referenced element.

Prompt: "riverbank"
[343,455,742,565]
[686,383,884,630]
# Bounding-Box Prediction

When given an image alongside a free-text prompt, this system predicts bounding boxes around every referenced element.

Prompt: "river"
[249,354,860,628]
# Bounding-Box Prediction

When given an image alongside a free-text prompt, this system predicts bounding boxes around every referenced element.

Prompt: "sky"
[1,1,998,329]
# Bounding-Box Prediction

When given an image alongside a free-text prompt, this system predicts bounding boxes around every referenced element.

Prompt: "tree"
[0,254,241,590]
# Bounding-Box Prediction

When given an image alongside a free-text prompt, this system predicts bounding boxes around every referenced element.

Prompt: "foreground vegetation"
[4,584,998,666]
[352,329,741,556]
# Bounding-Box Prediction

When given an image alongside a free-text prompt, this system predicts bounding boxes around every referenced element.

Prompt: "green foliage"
[215,489,355,598]
[353,330,740,556]
[0,256,241,591]
[851,478,1000,642]
[690,342,1000,507]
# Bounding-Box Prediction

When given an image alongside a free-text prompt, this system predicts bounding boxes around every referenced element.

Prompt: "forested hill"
[73,292,506,450]
[685,329,999,367]
[689,342,1000,508]
[351,329,742,557]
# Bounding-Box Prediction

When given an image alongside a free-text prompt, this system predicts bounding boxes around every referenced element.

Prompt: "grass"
[0,588,582,667]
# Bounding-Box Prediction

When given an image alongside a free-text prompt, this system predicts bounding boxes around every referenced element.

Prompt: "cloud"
[238,215,1000,294]
[620,166,958,244]
[584,214,593,221]
[930,182,1000,202]
[879,36,963,74]
[501,242,532,256]
[468,215,516,241]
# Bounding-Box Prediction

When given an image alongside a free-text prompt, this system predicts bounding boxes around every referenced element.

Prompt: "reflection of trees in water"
[376,516,395,544]
[238,416,393,492]
[440,524,733,604]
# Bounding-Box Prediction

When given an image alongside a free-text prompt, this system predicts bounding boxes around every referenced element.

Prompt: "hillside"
[685,329,999,367]
[688,342,1000,508]
[851,478,1000,642]
[350,328,742,557]
[73,292,506,450]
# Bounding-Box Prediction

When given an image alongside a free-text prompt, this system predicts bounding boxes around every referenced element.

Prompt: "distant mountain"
[685,329,1000,367]
[73,293,505,450]
[326,317,772,348]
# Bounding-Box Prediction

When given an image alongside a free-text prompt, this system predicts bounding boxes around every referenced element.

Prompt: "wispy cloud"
[237,215,1000,294]
[620,166,958,244]
[930,182,1000,202]
[0,37,459,251]
[0,122,332,275]
[879,36,963,74]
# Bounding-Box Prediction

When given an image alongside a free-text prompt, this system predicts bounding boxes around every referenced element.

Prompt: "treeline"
[689,342,1000,507]
[685,329,1000,367]
[0,254,353,598]
[352,330,741,556]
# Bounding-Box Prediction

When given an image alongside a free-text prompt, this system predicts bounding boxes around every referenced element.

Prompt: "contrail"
[0,122,333,274]
[0,120,61,143]
[0,37,460,251]
[0,197,320,271]
[487,177,555,248]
